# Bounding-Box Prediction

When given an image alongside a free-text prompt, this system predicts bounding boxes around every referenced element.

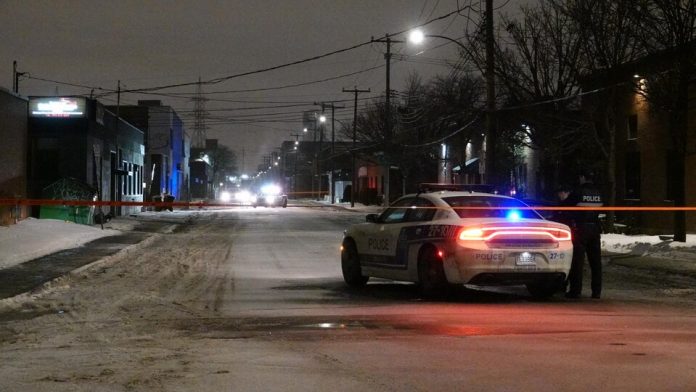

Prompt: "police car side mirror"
[366,214,379,223]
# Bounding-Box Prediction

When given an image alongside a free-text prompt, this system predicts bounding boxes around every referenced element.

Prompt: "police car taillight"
[458,228,485,240]
[458,227,572,241]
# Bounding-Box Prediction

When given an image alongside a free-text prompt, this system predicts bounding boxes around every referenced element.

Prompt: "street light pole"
[343,87,370,207]
[290,133,300,197]
[315,102,344,204]
[409,12,497,186]
[316,114,326,200]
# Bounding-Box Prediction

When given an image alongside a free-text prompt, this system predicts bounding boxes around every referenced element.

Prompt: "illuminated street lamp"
[409,27,497,185]
[408,29,425,45]
[408,29,468,52]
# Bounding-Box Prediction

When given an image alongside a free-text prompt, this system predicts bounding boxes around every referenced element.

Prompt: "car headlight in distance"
[236,190,251,202]
[220,191,232,202]
[265,195,276,204]
[261,184,281,196]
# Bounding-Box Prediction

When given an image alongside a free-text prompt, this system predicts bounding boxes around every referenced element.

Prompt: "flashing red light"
[437,250,444,258]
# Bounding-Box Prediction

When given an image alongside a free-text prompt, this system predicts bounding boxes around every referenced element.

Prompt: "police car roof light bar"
[418,183,496,194]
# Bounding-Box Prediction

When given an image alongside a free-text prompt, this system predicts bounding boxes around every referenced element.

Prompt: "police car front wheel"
[341,240,368,287]
[417,246,449,297]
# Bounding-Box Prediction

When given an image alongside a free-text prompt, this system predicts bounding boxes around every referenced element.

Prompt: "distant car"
[235,189,257,205]
[253,184,288,208]
[341,187,573,298]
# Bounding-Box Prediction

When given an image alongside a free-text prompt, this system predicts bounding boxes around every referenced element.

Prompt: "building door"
[109,152,117,216]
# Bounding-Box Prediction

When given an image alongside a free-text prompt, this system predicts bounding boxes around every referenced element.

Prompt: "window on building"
[627,114,638,140]
[122,160,128,195]
[133,164,140,195]
[625,151,641,199]
[128,163,133,195]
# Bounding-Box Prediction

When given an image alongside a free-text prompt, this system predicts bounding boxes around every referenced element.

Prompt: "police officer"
[564,171,604,299]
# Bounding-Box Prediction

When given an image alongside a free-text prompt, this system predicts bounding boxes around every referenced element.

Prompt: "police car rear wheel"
[418,247,448,297]
[342,240,368,287]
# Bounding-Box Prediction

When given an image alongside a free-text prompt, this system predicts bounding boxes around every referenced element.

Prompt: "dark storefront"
[27,97,145,218]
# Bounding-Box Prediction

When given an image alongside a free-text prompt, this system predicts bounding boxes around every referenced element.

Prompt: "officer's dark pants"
[568,225,602,297]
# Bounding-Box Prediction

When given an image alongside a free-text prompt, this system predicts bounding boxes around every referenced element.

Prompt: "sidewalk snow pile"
[0,218,119,269]
[602,233,696,256]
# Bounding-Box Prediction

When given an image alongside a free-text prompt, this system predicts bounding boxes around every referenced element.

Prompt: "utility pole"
[191,78,208,148]
[12,61,27,94]
[484,0,497,187]
[371,35,402,206]
[290,133,301,196]
[343,87,370,207]
[310,115,320,200]
[315,102,344,204]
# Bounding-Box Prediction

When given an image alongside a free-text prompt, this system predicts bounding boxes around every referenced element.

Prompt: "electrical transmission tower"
[191,77,208,148]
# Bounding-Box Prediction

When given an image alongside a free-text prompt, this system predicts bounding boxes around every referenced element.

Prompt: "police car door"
[361,197,414,270]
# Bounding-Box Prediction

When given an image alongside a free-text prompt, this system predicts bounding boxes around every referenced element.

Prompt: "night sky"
[1,0,526,173]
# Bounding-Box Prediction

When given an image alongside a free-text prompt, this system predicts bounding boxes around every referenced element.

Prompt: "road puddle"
[177,315,589,341]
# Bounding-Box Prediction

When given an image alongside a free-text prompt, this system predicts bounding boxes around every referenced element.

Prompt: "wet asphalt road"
[0,206,695,391]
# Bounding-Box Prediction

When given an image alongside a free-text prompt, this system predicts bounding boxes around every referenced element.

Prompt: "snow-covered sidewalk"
[0,218,119,270]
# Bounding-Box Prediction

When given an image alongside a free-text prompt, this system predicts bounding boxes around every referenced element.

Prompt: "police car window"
[443,196,541,219]
[408,198,436,222]
[380,198,414,223]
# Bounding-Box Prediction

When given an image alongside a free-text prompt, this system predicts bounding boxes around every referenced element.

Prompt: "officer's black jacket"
[565,182,604,227]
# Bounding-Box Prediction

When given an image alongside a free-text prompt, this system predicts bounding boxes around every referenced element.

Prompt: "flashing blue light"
[506,210,521,221]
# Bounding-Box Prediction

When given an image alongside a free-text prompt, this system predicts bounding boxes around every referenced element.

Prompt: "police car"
[341,184,573,298]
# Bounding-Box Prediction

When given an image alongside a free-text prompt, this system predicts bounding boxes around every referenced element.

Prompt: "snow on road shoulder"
[602,233,696,254]
[0,218,119,269]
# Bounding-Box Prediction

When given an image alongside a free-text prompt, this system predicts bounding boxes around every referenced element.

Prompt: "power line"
[153,65,385,95]
[106,5,470,94]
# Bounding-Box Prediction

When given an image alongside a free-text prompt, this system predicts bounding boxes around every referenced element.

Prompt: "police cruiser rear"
[341,184,573,298]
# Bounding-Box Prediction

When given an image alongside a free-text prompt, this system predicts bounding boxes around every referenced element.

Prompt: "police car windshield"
[443,196,542,219]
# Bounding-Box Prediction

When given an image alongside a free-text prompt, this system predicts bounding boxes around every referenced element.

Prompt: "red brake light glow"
[458,227,572,241]
[459,228,485,239]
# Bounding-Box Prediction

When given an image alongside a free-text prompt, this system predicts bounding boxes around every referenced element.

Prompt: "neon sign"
[30,97,86,118]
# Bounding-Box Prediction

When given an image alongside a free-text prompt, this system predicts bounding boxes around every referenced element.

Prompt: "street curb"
[302,200,383,213]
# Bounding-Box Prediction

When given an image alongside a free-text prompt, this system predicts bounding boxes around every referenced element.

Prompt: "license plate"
[516,252,536,266]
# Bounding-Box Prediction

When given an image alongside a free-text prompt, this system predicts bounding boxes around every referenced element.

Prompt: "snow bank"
[602,233,696,254]
[0,218,119,269]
